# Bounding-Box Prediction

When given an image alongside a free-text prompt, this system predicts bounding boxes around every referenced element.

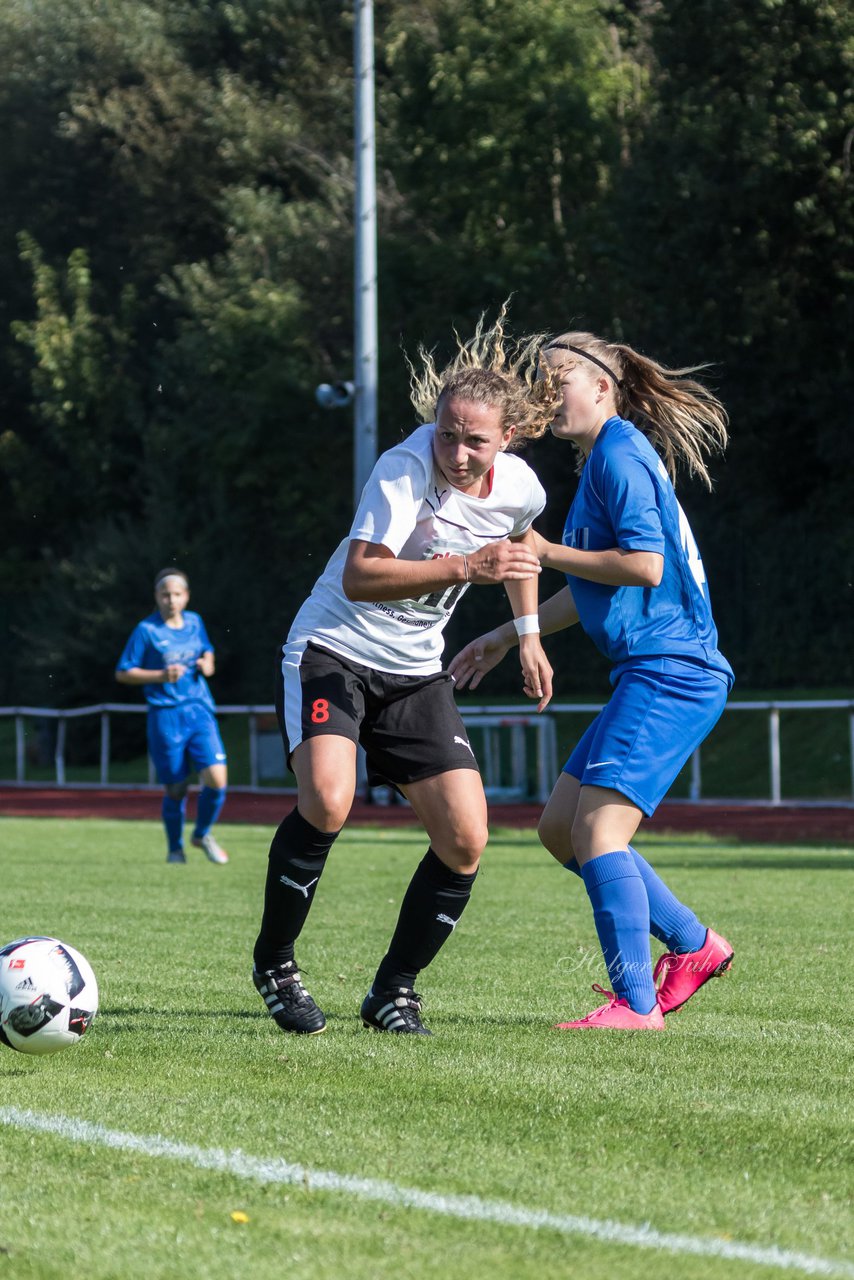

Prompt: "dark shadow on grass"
[485,839,853,868]
[487,832,852,852]
[421,1012,550,1030]
[102,1007,258,1022]
[485,833,734,851]
[643,854,854,871]
[100,1007,355,1026]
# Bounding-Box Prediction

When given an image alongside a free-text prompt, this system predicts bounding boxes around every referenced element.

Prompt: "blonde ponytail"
[546,332,728,488]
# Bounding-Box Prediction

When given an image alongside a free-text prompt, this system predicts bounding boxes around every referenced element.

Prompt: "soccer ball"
[0,936,99,1055]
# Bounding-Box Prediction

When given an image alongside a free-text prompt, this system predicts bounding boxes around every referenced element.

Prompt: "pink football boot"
[653,928,734,1015]
[554,985,665,1031]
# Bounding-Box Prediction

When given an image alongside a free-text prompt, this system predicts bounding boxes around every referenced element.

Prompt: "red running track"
[1,786,852,844]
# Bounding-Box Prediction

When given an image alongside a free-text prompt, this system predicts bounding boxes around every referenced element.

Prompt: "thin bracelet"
[462,556,470,582]
[513,614,540,636]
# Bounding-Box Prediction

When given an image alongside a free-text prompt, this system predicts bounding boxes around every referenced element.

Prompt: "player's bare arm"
[503,528,553,711]
[515,632,553,712]
[448,585,579,695]
[341,537,540,603]
[531,529,663,588]
[196,650,215,677]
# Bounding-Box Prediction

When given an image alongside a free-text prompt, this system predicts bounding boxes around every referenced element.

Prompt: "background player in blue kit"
[252,313,559,1037]
[116,567,229,865]
[451,331,735,1030]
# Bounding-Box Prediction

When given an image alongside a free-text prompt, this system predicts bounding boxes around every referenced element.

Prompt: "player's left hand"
[518,634,553,712]
[448,629,510,690]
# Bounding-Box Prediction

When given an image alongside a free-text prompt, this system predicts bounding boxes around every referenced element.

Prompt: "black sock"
[253,806,339,971]
[372,847,478,992]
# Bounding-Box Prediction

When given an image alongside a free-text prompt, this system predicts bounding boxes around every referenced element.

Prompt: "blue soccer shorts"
[147,703,227,785]
[563,657,730,815]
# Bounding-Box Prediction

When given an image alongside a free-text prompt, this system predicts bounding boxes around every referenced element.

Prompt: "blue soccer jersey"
[563,417,733,682]
[116,611,217,709]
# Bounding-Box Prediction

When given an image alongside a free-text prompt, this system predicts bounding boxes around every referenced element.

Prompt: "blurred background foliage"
[0,0,851,706]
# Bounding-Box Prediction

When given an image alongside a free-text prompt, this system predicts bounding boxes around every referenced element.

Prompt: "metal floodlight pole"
[353,0,378,510]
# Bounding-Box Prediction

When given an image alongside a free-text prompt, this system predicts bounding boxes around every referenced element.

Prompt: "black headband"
[544,342,622,388]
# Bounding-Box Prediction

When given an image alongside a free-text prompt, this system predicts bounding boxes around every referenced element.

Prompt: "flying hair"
[543,332,729,489]
[407,301,562,447]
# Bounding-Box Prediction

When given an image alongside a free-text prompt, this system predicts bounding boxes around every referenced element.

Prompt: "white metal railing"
[0,700,853,806]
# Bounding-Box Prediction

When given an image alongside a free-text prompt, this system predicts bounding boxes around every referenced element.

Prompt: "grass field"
[0,817,852,1280]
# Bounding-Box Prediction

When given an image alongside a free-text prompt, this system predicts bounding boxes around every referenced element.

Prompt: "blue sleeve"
[596,449,665,553]
[116,623,151,672]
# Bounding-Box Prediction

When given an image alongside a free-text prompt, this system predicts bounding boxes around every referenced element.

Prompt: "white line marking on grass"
[2,1106,852,1278]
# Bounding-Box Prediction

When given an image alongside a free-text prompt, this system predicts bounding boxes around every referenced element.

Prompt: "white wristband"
[513,614,540,636]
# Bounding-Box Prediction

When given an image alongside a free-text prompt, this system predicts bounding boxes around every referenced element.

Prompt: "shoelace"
[289,972,314,1004]
[652,952,677,985]
[394,990,424,1027]
[268,965,312,1004]
[579,984,619,1022]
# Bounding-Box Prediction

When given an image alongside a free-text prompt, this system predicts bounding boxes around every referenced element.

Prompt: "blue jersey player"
[116,568,229,865]
[450,331,735,1031]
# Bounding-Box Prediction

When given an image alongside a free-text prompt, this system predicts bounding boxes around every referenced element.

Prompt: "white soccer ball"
[0,936,99,1055]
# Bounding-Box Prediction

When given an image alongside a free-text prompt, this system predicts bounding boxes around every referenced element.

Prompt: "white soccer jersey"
[287,424,546,675]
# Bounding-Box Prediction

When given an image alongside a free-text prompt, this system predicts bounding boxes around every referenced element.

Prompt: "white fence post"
[249,712,259,789]
[100,712,110,785]
[55,716,66,786]
[769,707,782,805]
[690,747,702,801]
[537,718,557,804]
[510,723,525,794]
[483,726,500,793]
[15,714,26,782]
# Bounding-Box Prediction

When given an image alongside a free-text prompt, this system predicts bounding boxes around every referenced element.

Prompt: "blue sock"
[628,845,706,954]
[565,851,706,955]
[162,793,186,853]
[193,786,226,839]
[580,850,657,1014]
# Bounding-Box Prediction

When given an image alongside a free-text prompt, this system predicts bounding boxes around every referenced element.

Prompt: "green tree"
[379,0,636,336]
[0,0,360,702]
[10,237,139,520]
[146,184,355,697]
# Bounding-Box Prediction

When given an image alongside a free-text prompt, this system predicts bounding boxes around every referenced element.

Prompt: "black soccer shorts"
[276,641,479,787]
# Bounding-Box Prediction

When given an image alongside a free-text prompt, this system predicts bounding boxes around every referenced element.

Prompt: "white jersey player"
[252,314,561,1037]
[286,421,546,677]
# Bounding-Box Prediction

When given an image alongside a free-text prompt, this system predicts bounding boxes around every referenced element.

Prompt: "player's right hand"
[162,664,187,683]
[518,633,554,712]
[466,540,541,584]
[448,630,511,691]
